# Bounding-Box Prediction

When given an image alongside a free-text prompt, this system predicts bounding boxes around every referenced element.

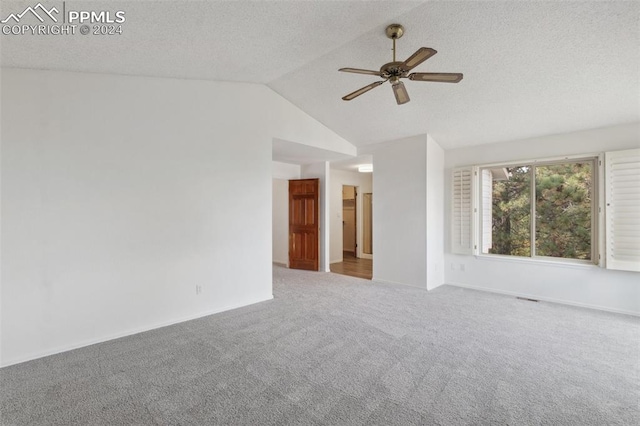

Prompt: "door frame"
[358,186,373,260]
[361,192,373,260]
[342,185,358,257]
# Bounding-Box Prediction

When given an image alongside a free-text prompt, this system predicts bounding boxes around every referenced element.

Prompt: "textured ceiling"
[269,1,640,148]
[0,0,421,83]
[2,1,638,150]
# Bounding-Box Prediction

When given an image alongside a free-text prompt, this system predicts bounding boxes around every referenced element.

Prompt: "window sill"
[474,254,600,270]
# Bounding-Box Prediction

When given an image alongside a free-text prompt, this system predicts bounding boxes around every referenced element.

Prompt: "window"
[452,149,640,271]
[480,159,596,262]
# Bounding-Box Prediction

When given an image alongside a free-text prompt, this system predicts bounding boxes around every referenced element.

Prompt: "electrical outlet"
[196,285,202,295]
[460,264,465,272]
[450,263,455,270]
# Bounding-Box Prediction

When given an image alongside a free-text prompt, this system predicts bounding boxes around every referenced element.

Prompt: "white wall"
[426,135,445,290]
[300,162,330,272]
[329,169,372,264]
[363,134,445,289]
[272,162,300,266]
[272,180,289,266]
[272,161,301,180]
[1,69,354,366]
[366,135,428,288]
[268,95,357,157]
[444,123,640,315]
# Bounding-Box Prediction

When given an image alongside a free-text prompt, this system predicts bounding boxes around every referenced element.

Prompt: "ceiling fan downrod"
[385,24,405,63]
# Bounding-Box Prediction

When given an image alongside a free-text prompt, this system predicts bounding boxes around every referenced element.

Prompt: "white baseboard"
[1,294,274,368]
[272,261,287,267]
[373,277,427,289]
[330,259,343,264]
[446,282,639,317]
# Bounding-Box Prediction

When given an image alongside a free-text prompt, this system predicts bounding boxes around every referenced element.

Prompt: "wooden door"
[289,179,319,271]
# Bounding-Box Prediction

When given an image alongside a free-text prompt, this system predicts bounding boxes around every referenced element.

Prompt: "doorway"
[330,184,372,280]
[342,185,357,256]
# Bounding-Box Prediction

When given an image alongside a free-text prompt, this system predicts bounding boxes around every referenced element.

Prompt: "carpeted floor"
[1,266,639,425]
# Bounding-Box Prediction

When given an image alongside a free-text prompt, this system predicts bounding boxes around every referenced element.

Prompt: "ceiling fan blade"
[409,72,464,83]
[401,47,437,71]
[392,81,410,105]
[339,68,383,76]
[342,81,384,101]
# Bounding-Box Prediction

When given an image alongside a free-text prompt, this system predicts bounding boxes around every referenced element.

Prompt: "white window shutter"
[481,169,493,253]
[605,148,640,272]
[452,167,473,254]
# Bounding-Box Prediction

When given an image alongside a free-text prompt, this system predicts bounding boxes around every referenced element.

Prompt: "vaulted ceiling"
[2,0,638,149]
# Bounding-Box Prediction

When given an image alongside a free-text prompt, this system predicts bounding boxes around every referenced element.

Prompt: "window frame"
[473,154,603,267]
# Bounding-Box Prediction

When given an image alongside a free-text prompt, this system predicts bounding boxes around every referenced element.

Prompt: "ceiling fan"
[339,24,463,105]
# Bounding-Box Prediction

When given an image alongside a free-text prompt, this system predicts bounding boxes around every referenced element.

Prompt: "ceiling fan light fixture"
[392,81,410,105]
[358,164,373,173]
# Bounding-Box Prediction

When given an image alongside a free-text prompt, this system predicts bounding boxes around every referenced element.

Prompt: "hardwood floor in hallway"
[330,251,372,280]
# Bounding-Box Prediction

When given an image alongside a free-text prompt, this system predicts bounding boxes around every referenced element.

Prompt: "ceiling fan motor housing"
[380,62,407,80]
